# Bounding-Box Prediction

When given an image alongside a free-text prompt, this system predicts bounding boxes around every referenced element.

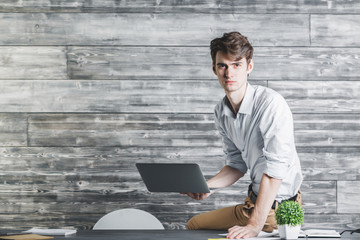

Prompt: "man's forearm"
[207,165,244,189]
[247,174,282,231]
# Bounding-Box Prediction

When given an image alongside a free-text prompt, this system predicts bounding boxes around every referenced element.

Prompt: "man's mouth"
[225,80,236,84]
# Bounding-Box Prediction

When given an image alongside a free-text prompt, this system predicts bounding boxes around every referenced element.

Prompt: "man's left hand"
[227,224,261,239]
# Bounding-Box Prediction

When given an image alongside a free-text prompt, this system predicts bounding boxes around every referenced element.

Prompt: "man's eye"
[234,63,241,68]
[218,64,226,68]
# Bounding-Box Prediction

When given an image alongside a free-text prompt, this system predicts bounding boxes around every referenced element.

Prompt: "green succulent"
[275,201,304,226]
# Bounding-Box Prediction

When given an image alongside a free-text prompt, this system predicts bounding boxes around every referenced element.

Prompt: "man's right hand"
[181,192,212,200]
[181,166,244,201]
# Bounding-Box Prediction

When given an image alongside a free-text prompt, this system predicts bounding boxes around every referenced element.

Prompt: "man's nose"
[225,67,233,78]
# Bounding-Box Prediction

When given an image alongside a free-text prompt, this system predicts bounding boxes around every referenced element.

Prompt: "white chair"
[93,208,164,230]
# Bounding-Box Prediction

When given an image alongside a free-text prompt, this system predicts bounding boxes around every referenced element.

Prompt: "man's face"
[213,51,253,93]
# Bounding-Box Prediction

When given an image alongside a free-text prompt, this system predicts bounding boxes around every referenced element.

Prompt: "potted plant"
[275,201,304,239]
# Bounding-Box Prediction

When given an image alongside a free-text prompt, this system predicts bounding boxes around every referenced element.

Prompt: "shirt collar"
[238,83,254,115]
[222,83,254,118]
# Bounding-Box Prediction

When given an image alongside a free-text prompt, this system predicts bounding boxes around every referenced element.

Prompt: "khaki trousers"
[187,189,302,232]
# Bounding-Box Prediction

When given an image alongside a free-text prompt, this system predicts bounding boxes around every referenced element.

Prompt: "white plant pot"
[278,224,301,239]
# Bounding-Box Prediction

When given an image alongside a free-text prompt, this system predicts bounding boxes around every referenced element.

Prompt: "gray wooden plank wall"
[0,0,359,231]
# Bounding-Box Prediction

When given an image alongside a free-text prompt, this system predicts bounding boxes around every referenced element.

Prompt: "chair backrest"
[93,208,165,230]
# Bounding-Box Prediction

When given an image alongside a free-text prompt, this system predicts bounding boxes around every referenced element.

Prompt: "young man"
[185,32,303,239]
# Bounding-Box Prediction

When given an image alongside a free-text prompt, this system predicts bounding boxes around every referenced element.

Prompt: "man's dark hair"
[210,32,254,65]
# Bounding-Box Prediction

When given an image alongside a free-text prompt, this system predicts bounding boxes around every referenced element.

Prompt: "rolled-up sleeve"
[259,96,295,179]
[214,112,248,174]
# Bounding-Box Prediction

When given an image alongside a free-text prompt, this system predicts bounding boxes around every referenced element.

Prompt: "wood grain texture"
[68,47,360,80]
[312,15,360,47]
[337,181,360,213]
[298,146,360,169]
[0,155,342,229]
[0,146,357,229]
[0,80,358,113]
[1,212,359,231]
[299,146,360,181]
[0,1,359,13]
[0,176,352,229]
[27,113,221,147]
[253,48,360,81]
[302,214,360,230]
[0,13,308,46]
[0,114,27,146]
[300,181,336,214]
[0,213,97,230]
[0,0,359,232]
[0,180,250,213]
[294,114,360,146]
[0,146,225,173]
[1,145,358,181]
[68,46,212,80]
[27,113,359,147]
[270,81,360,113]
[0,47,67,80]
[0,80,266,113]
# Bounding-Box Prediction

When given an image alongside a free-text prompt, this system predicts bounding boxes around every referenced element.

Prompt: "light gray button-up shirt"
[214,84,303,201]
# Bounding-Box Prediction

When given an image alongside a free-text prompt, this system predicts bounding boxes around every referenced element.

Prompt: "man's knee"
[187,216,200,230]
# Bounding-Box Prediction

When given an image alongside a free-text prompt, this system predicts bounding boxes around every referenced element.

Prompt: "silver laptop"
[136,163,210,193]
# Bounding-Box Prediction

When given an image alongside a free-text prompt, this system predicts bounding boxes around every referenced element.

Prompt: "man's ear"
[212,62,217,75]
[247,59,254,75]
